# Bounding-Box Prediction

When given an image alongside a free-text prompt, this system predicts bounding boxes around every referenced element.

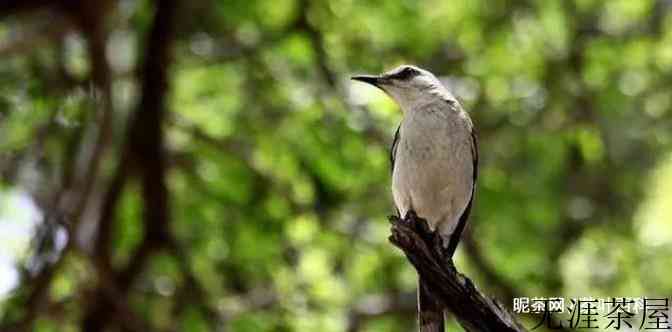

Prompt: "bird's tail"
[418,277,444,332]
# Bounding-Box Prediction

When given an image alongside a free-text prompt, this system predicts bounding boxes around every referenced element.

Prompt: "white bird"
[352,65,478,332]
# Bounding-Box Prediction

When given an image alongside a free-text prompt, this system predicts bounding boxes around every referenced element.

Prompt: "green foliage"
[1,0,672,331]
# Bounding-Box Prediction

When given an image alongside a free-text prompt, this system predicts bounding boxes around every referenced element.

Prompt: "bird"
[352,65,478,332]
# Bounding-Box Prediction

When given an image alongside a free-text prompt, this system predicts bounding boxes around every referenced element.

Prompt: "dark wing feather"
[445,128,478,258]
[390,124,401,173]
[390,125,401,216]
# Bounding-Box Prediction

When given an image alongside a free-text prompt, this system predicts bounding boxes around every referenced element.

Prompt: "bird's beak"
[351,75,384,87]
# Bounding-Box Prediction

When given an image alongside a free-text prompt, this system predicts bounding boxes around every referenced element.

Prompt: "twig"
[388,212,527,332]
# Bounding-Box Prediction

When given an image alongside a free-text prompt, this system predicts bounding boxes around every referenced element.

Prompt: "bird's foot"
[389,211,455,268]
[387,214,402,225]
[388,211,437,253]
[403,211,434,243]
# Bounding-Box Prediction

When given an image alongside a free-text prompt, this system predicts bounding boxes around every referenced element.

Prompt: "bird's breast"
[391,110,474,232]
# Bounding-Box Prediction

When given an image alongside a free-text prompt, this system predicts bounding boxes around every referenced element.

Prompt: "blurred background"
[1,0,672,331]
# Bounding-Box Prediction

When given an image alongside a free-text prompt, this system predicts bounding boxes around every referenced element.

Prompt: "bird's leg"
[389,211,454,268]
[407,211,455,267]
[404,210,434,243]
[388,212,432,249]
[388,214,402,226]
[409,211,456,266]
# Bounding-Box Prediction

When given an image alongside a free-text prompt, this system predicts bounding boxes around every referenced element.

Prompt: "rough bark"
[388,212,527,332]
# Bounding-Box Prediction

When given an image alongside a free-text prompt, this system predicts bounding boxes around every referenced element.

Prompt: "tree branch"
[81,0,179,330]
[388,213,527,332]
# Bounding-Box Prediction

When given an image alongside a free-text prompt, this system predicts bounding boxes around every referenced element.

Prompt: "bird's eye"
[395,67,417,80]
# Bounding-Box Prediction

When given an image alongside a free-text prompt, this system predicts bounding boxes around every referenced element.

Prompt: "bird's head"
[352,65,454,111]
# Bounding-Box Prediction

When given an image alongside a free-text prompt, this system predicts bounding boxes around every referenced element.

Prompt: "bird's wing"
[390,124,401,173]
[444,127,478,257]
[470,128,479,183]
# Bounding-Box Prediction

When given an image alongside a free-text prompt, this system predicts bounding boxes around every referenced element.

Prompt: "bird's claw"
[401,210,456,265]
[388,215,402,225]
[403,210,435,244]
[390,211,455,266]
